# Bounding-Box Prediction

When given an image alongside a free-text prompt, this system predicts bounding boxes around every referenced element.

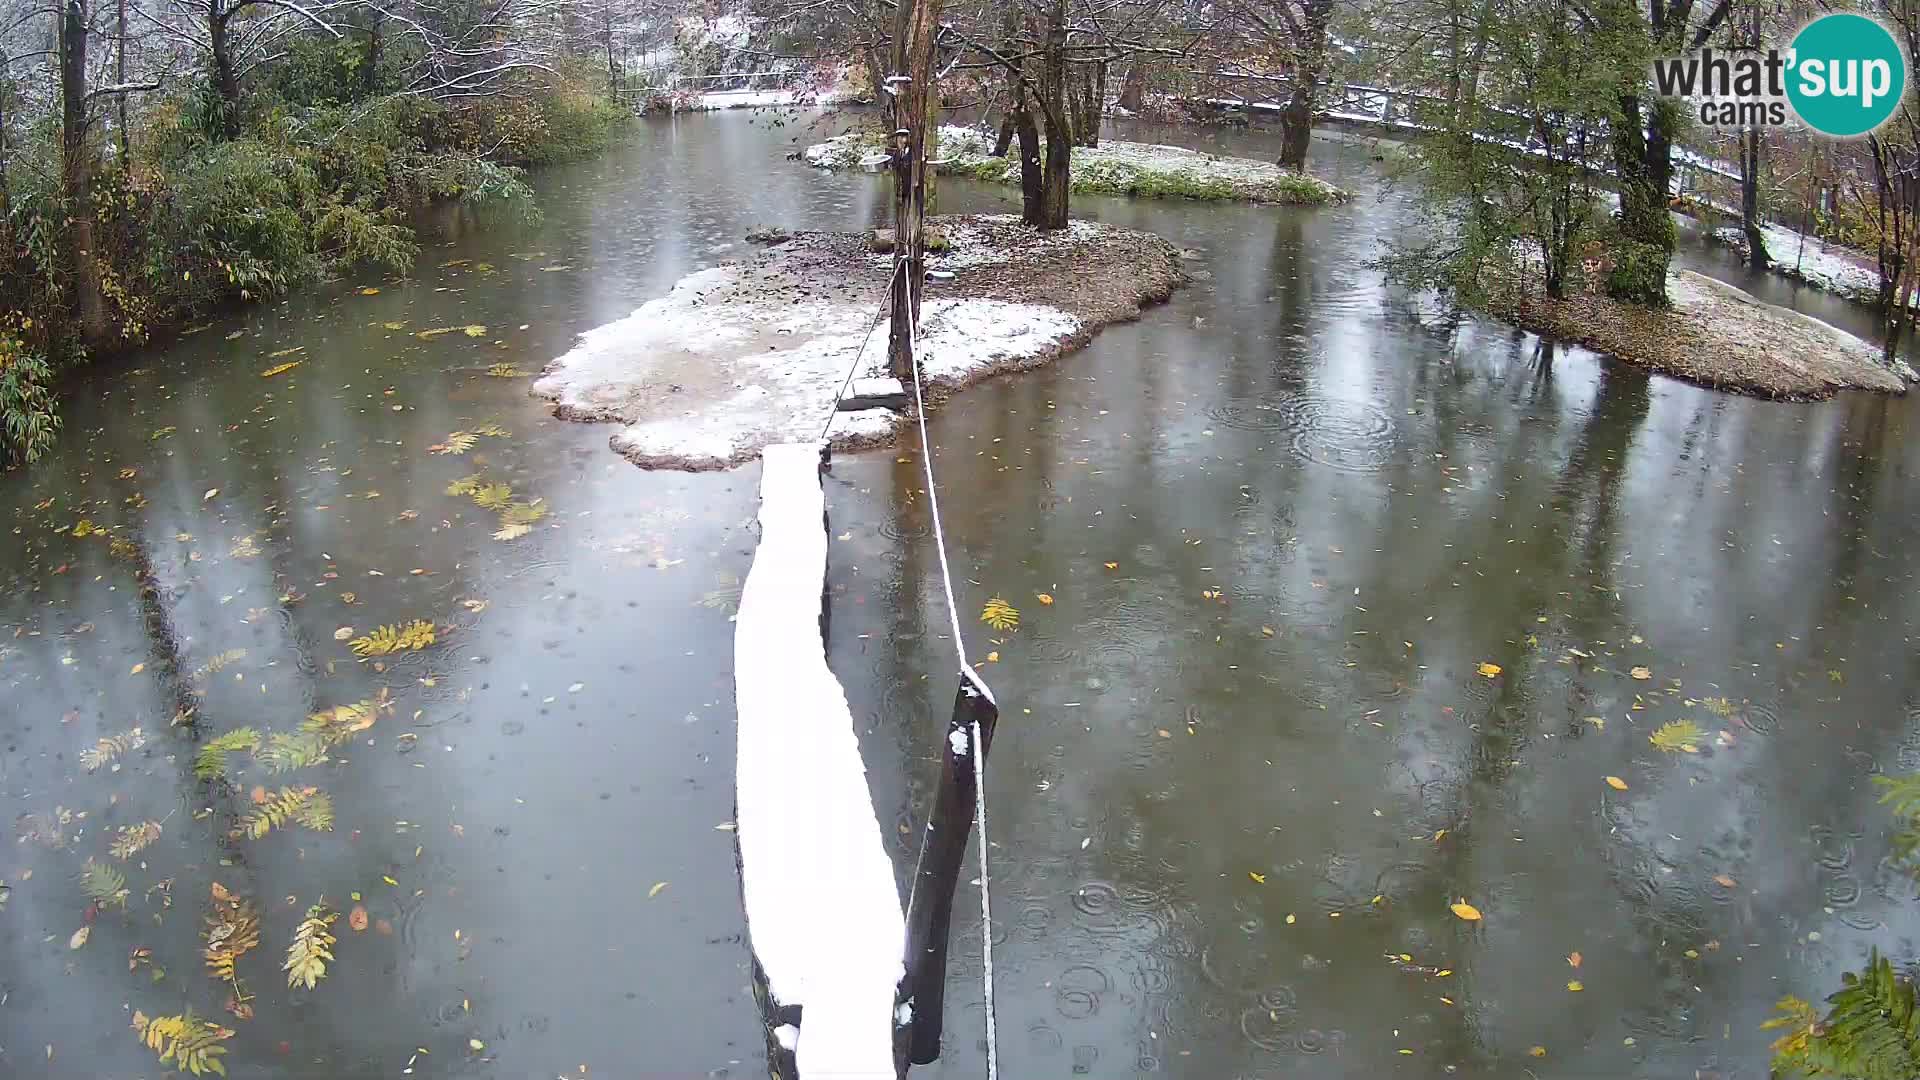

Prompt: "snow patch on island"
[534,260,1081,470]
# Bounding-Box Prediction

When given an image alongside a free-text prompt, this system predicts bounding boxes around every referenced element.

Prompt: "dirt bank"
[1488,269,1910,400]
[533,215,1183,469]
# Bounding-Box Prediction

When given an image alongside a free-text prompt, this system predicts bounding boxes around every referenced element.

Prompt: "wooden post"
[895,670,999,1067]
[886,0,941,381]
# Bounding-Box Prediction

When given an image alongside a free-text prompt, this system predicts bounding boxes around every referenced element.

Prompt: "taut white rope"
[903,289,999,1080]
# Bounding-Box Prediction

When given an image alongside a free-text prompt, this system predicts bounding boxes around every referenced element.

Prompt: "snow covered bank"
[1490,268,1910,400]
[804,125,1350,205]
[734,442,903,1076]
[534,215,1183,470]
[1708,223,1903,308]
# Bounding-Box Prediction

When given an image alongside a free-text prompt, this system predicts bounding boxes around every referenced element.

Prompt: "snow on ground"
[690,89,859,110]
[734,441,903,1076]
[805,125,1349,204]
[532,260,1081,470]
[1710,223,1899,307]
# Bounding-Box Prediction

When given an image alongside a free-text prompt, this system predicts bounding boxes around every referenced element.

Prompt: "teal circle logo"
[1787,13,1907,137]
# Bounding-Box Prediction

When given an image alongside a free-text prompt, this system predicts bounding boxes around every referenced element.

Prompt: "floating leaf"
[70,925,91,950]
[189,649,247,682]
[1475,662,1502,678]
[349,620,435,658]
[111,820,164,860]
[1629,665,1652,680]
[359,287,380,296]
[81,858,129,908]
[203,899,260,983]
[1529,1046,1547,1058]
[260,361,301,378]
[981,597,1020,631]
[1036,593,1055,605]
[432,431,478,456]
[648,881,669,899]
[242,787,333,838]
[461,325,487,338]
[256,732,329,773]
[1605,775,1628,791]
[194,728,260,780]
[1568,951,1582,968]
[1713,873,1737,888]
[284,903,338,989]
[485,363,528,378]
[348,904,369,932]
[303,690,393,745]
[81,728,147,772]
[1248,871,1266,884]
[471,421,510,438]
[1566,980,1583,992]
[133,1008,233,1076]
[1449,901,1482,921]
[1649,720,1703,754]
[471,483,515,510]
[445,475,485,497]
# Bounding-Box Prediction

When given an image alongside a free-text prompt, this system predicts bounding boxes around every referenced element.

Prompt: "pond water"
[3,109,1917,1079]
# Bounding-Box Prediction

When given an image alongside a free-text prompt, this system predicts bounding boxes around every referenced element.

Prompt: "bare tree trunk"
[115,0,128,162]
[208,5,242,139]
[60,0,108,346]
[993,109,1014,156]
[1116,60,1145,112]
[1740,126,1768,270]
[885,0,940,379]
[1088,60,1105,147]
[1033,0,1071,230]
[1013,83,1042,224]
[364,8,383,96]
[1278,0,1333,171]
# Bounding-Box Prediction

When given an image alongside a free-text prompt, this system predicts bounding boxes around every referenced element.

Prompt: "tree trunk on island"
[1607,93,1675,308]
[1013,85,1043,225]
[885,0,940,379]
[1030,0,1072,230]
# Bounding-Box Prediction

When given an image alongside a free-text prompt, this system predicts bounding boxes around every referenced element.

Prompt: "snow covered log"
[735,442,905,1078]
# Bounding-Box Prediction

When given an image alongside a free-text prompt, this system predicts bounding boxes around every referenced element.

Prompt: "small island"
[534,215,1183,470]
[803,125,1351,206]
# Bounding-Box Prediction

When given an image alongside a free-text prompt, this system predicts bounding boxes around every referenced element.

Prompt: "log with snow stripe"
[734,442,905,1078]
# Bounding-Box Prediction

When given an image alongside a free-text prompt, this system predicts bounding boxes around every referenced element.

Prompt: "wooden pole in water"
[896,670,999,1067]
[886,0,940,381]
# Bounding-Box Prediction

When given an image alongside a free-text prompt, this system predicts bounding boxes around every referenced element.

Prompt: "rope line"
[903,285,999,1080]
[818,260,907,444]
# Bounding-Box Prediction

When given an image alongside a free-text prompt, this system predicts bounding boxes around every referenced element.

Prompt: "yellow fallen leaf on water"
[334,627,354,641]
[69,926,89,950]
[1261,626,1275,637]
[461,325,487,338]
[1567,980,1583,992]
[1285,913,1296,925]
[1450,901,1482,921]
[1568,951,1582,968]
[1605,776,1628,791]
[1713,874,1737,888]
[1248,871,1266,884]
[129,663,144,675]
[1629,665,1652,680]
[648,881,669,898]
[1476,662,1502,677]
[984,651,1000,663]
[1103,562,1117,570]
[261,361,302,378]
[469,1039,484,1051]
[1036,593,1054,605]
[359,287,380,296]
[382,876,398,886]
[1435,968,1452,977]
[1530,1046,1548,1058]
